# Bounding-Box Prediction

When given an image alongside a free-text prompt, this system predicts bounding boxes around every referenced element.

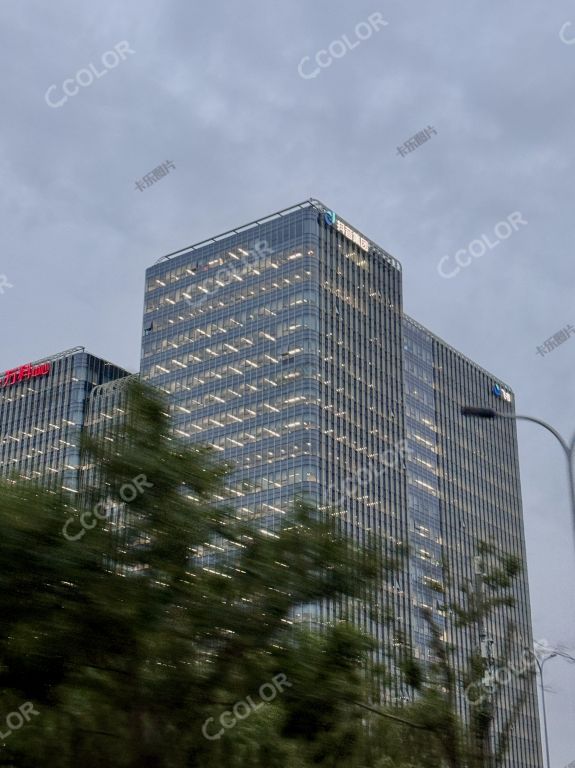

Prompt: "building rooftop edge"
[88,373,140,399]
[2,346,133,376]
[154,199,319,265]
[403,314,515,395]
[152,198,402,272]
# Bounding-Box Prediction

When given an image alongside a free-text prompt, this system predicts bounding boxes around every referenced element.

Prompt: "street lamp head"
[461,406,498,419]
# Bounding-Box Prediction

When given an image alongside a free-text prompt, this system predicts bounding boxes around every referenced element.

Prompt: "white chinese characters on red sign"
[335,219,369,252]
[1,363,51,388]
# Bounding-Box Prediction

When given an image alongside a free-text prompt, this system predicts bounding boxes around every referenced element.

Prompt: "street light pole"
[533,652,557,768]
[463,404,575,765]
[460,407,575,552]
[528,648,575,768]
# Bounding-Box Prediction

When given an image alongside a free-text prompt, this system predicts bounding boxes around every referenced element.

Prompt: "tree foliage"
[0,382,383,767]
[393,544,535,768]
[0,382,529,767]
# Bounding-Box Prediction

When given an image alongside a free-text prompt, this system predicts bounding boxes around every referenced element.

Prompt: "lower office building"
[82,372,140,485]
[0,347,130,494]
[81,373,142,565]
[140,199,542,766]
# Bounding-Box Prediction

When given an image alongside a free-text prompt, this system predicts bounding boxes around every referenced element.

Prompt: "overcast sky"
[1,1,574,763]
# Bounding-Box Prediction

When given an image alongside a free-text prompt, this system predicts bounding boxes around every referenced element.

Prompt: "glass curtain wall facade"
[140,199,542,764]
[141,200,410,688]
[83,373,139,484]
[403,318,444,662]
[0,347,130,494]
[404,315,541,767]
[83,374,141,561]
[428,319,542,768]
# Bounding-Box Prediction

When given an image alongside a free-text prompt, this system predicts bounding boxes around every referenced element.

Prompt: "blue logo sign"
[324,210,336,226]
[492,383,512,402]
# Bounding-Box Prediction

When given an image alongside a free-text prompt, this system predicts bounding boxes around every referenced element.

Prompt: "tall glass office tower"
[403,316,541,765]
[0,346,130,494]
[140,199,542,766]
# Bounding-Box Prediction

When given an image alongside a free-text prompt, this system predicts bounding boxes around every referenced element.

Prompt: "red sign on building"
[1,363,51,388]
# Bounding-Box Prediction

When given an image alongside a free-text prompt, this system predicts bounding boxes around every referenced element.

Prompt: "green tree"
[0,381,389,768]
[394,543,534,768]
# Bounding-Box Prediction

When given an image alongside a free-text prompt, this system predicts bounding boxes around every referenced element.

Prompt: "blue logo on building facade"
[324,210,336,226]
[492,383,512,403]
